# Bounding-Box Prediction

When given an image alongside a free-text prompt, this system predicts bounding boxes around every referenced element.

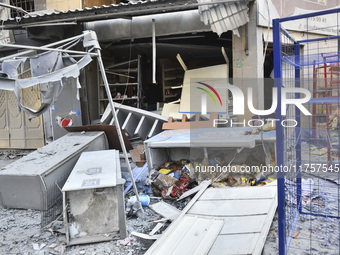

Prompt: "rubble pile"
[0,204,157,255]
[147,157,275,201]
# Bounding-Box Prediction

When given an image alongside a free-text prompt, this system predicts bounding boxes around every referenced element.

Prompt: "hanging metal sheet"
[198,0,250,37]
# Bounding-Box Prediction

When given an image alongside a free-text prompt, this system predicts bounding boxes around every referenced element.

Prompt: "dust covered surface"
[0,201,162,254]
[0,150,159,254]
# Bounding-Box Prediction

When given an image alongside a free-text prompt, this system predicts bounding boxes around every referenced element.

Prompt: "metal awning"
[0,0,247,30]
[198,0,250,37]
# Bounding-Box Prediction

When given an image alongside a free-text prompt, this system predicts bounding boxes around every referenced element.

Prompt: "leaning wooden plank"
[149,201,181,221]
[188,199,273,217]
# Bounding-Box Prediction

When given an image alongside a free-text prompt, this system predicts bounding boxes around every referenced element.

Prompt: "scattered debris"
[146,183,278,255]
[124,163,149,195]
[149,201,181,222]
[162,113,218,130]
[292,231,299,239]
[127,195,150,207]
[119,237,131,246]
[149,222,166,236]
[178,180,212,201]
[130,144,146,167]
[7,154,17,159]
[301,178,314,196]
[311,147,327,156]
[151,173,177,197]
[162,172,191,199]
[131,232,161,240]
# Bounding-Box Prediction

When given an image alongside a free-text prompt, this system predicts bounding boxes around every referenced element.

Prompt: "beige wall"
[46,0,82,11]
[44,0,119,10]
[233,2,264,122]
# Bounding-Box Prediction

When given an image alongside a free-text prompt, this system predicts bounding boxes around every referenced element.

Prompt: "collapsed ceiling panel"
[198,0,250,37]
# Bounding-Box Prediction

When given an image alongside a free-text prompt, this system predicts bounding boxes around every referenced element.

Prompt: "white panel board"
[147,215,224,255]
[188,199,273,217]
[208,233,259,255]
[199,186,277,201]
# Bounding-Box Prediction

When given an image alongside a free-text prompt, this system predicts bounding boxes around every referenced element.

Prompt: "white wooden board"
[188,199,273,217]
[161,103,180,118]
[146,215,224,255]
[146,183,277,255]
[179,64,228,114]
[62,150,120,191]
[199,186,277,201]
[180,215,268,235]
[208,233,260,255]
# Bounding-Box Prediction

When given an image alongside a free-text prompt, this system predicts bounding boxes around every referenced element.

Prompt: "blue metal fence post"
[294,42,302,214]
[273,18,286,255]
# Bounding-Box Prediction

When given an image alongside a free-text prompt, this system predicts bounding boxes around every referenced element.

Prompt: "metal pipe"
[96,49,144,218]
[22,22,77,28]
[0,2,28,14]
[152,19,156,84]
[245,23,249,55]
[0,42,98,57]
[0,33,86,62]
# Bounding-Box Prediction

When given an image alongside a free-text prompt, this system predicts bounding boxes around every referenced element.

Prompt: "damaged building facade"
[0,1,340,254]
[0,0,338,148]
[0,0,263,148]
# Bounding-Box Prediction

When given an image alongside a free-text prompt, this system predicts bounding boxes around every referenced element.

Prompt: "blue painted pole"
[294,43,302,214]
[273,18,287,255]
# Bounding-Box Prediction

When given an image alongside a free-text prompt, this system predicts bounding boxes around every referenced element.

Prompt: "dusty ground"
[0,149,278,255]
[0,202,158,255]
[2,149,338,255]
[0,150,161,255]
